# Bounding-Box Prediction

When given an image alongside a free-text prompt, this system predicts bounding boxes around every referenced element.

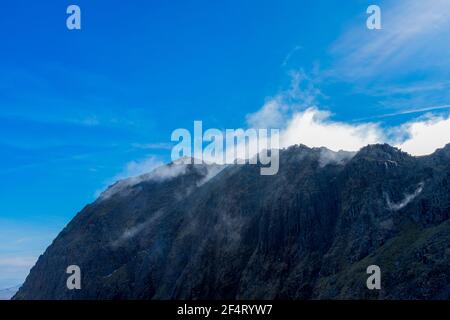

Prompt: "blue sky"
[1,0,450,288]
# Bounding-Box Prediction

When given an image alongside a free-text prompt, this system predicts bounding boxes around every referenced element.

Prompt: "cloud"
[244,72,450,156]
[281,45,302,67]
[385,182,424,211]
[354,104,450,121]
[318,149,356,168]
[269,107,450,156]
[396,114,450,156]
[280,108,383,151]
[96,156,164,199]
[330,0,450,80]
[246,99,289,129]
[111,210,164,247]
[131,142,173,150]
[244,69,450,157]
[368,81,450,97]
[196,164,226,187]
[98,156,193,200]
[246,72,384,153]
[245,70,323,129]
[145,163,188,182]
[120,156,165,179]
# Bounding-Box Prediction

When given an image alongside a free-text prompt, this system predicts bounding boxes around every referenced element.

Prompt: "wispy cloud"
[95,156,165,198]
[354,104,450,121]
[386,182,424,211]
[246,70,323,128]
[119,157,164,178]
[131,142,173,150]
[367,81,450,97]
[330,0,450,81]
[281,45,302,67]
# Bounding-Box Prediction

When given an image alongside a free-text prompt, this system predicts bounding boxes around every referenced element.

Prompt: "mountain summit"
[14,144,450,299]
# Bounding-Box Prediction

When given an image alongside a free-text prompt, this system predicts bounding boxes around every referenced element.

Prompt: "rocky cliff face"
[14,144,450,299]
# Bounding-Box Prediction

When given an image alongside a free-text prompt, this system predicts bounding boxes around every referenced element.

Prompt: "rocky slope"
[14,144,450,299]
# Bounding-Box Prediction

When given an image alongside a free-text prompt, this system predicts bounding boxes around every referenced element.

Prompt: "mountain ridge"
[14,143,450,299]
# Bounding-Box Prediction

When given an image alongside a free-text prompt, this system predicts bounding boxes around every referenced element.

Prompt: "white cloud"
[396,114,450,156]
[96,156,164,199]
[145,163,188,182]
[246,103,450,157]
[386,182,424,211]
[244,69,450,156]
[120,156,164,179]
[97,156,193,200]
[280,108,383,151]
[246,98,288,129]
[245,70,323,129]
[121,156,164,180]
[278,107,450,156]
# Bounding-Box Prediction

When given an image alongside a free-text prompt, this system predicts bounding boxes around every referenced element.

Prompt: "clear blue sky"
[1,0,450,288]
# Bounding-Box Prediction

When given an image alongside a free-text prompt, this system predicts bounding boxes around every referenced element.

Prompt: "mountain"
[14,144,450,299]
[0,285,21,300]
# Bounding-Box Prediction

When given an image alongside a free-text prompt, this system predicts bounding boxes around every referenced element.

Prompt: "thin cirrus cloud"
[352,104,450,122]
[329,0,450,81]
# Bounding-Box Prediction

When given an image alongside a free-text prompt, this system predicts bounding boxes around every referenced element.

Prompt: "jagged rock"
[14,144,450,299]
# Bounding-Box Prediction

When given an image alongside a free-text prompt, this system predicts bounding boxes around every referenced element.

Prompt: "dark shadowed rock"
[14,145,450,300]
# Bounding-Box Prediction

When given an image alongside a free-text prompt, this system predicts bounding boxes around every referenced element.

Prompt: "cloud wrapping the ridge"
[247,104,450,156]
[396,114,450,156]
[120,156,164,179]
[280,108,382,151]
[243,66,450,157]
[98,158,190,200]
[96,156,164,199]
